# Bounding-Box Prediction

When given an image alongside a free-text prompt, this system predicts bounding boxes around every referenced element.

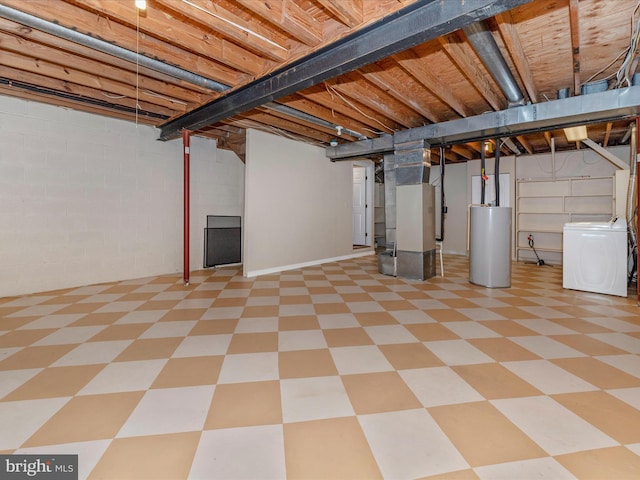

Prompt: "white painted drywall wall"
[243,129,370,277]
[0,95,244,297]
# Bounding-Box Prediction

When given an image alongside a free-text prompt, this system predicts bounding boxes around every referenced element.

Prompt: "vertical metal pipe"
[495,140,501,206]
[183,130,191,286]
[480,141,486,204]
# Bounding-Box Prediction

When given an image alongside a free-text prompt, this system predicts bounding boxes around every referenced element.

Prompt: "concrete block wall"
[0,96,244,297]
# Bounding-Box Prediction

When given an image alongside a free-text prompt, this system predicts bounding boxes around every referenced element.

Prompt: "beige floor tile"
[280,295,312,305]
[553,391,640,444]
[429,401,546,467]
[497,296,540,307]
[440,299,482,309]
[379,343,444,370]
[555,446,640,480]
[135,300,180,311]
[378,300,417,311]
[278,315,320,331]
[279,349,338,378]
[550,334,628,356]
[227,332,278,354]
[159,308,206,322]
[552,357,640,389]
[406,324,460,341]
[250,288,279,297]
[0,316,40,330]
[468,338,541,362]
[427,310,472,322]
[453,363,542,399]
[552,317,614,333]
[204,381,281,429]
[23,392,143,447]
[398,291,428,300]
[189,319,238,335]
[314,303,351,315]
[307,286,338,295]
[114,338,182,362]
[40,295,91,305]
[284,417,382,479]
[88,324,151,342]
[54,303,107,315]
[70,312,126,327]
[341,371,422,414]
[323,328,373,347]
[3,364,105,401]
[0,329,56,348]
[88,432,199,480]
[481,320,538,337]
[340,293,374,303]
[354,312,398,326]
[0,345,76,370]
[151,356,223,388]
[242,305,280,317]
[212,297,247,307]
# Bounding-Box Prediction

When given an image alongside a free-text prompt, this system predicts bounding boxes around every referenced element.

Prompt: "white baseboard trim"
[244,250,375,278]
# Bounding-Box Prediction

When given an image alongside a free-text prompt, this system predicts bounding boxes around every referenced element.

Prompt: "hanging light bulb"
[135,0,147,10]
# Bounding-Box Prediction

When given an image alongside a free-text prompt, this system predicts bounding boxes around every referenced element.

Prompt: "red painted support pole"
[183,129,191,286]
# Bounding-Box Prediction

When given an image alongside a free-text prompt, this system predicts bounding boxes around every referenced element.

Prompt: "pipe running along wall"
[183,130,191,286]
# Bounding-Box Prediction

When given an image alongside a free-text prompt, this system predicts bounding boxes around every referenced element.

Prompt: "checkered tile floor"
[1,254,640,479]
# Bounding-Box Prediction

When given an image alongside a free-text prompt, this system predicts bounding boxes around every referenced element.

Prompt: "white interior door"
[353,166,367,245]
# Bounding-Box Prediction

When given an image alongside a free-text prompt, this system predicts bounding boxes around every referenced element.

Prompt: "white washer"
[563,218,627,297]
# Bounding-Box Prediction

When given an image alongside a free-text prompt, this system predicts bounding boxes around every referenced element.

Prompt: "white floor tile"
[400,367,484,407]
[491,396,617,455]
[359,409,469,479]
[515,319,577,335]
[584,317,640,332]
[474,457,577,480]
[310,294,343,304]
[280,376,354,423]
[235,318,279,333]
[190,425,285,480]
[245,296,279,306]
[32,326,107,346]
[588,333,640,354]
[217,353,279,384]
[0,368,42,399]
[278,304,315,316]
[317,313,359,329]
[407,299,449,310]
[201,307,243,320]
[468,298,510,308]
[172,334,231,357]
[596,354,640,378]
[502,360,598,394]
[117,385,214,437]
[330,346,393,374]
[7,304,66,317]
[390,310,436,325]
[17,439,111,480]
[114,310,166,324]
[347,301,384,313]
[279,287,309,296]
[278,330,327,351]
[78,359,167,394]
[139,321,196,339]
[627,443,640,455]
[510,336,586,359]
[442,321,501,339]
[363,325,418,345]
[0,398,69,450]
[607,387,640,409]
[175,299,214,309]
[423,340,494,366]
[367,292,404,301]
[94,301,145,313]
[518,306,572,320]
[52,340,133,366]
